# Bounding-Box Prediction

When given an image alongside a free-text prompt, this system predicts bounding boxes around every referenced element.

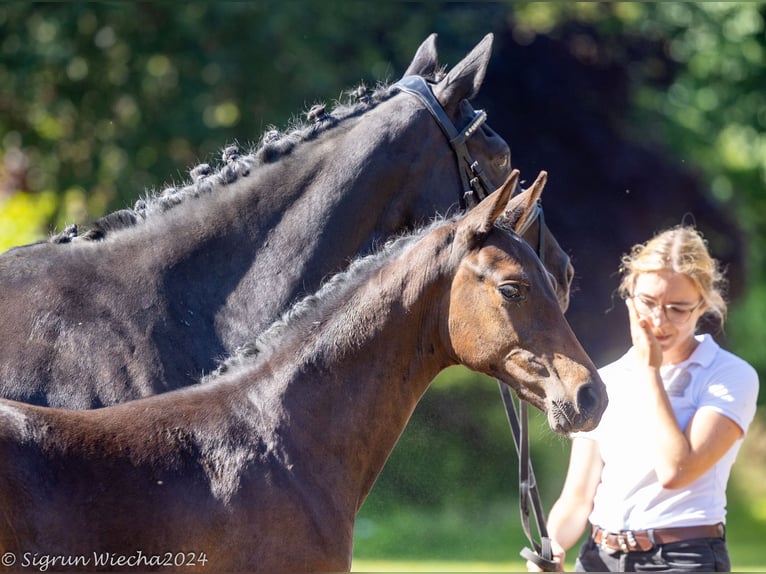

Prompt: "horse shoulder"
[0,241,180,406]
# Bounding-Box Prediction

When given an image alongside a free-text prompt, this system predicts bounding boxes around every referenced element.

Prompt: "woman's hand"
[626,297,662,368]
[525,541,565,572]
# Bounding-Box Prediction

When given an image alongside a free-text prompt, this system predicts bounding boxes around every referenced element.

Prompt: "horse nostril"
[577,383,599,417]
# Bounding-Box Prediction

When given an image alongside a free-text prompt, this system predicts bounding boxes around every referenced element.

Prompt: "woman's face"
[631,270,706,364]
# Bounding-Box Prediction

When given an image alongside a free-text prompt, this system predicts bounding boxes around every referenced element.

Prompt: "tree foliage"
[509,1,766,385]
[3,3,763,360]
[0,2,505,249]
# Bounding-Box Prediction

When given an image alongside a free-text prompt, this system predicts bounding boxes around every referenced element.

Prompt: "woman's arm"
[527,436,603,572]
[627,298,744,489]
[642,365,743,489]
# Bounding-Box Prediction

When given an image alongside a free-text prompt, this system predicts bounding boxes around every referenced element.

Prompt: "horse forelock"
[66,82,400,243]
[204,213,458,383]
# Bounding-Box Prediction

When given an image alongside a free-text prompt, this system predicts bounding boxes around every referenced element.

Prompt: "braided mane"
[59,79,430,243]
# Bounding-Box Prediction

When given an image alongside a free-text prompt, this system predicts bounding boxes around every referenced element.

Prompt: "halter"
[395,76,495,210]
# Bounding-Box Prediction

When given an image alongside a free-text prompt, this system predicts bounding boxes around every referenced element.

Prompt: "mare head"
[403,34,573,310]
[396,33,511,212]
[444,170,606,433]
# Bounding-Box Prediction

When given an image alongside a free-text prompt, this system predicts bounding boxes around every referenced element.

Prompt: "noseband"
[395,76,495,210]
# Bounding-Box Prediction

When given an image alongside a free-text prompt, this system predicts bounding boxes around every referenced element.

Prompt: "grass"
[352,499,528,562]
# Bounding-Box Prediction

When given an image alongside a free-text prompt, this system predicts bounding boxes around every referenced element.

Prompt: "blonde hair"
[618,225,727,327]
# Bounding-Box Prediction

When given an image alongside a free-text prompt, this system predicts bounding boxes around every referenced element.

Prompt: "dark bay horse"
[0,33,570,409]
[0,172,605,572]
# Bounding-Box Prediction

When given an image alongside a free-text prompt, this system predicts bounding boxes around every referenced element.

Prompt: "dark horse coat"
[0,34,580,409]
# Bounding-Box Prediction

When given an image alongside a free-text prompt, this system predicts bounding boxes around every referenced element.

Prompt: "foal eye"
[499,283,525,302]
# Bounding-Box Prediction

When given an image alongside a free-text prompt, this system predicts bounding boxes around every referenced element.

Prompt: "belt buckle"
[598,530,618,555]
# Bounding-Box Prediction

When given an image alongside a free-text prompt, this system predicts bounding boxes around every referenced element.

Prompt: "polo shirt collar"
[680,333,718,369]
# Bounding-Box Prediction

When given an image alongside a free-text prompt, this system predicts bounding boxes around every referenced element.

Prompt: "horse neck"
[254,226,456,509]
[205,105,460,351]
[100,93,460,374]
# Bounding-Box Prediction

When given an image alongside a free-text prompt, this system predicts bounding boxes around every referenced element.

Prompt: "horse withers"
[0,33,539,409]
[0,170,605,572]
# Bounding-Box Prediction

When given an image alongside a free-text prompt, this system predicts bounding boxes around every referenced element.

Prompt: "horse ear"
[457,169,518,248]
[511,171,547,234]
[431,33,493,109]
[403,34,440,79]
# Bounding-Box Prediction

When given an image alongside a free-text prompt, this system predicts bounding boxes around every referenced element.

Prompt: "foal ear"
[504,170,547,234]
[432,33,493,109]
[457,169,518,248]
[403,33,440,79]
[513,170,547,234]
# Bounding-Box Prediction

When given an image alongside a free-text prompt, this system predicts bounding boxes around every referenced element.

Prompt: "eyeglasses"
[631,294,704,324]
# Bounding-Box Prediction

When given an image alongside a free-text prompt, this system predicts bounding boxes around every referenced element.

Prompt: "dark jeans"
[574,535,731,572]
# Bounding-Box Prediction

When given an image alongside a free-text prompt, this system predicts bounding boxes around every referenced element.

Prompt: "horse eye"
[499,283,525,302]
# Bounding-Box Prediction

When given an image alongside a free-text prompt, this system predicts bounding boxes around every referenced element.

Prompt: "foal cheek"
[445,291,505,368]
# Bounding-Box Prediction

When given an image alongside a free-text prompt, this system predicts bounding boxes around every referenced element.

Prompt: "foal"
[0,172,605,572]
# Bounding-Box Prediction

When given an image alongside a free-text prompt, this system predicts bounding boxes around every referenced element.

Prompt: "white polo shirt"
[578,334,759,531]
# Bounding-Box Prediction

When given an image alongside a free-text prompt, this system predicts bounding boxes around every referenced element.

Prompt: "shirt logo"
[666,370,692,397]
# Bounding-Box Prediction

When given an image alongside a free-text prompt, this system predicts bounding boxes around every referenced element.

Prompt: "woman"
[529,226,759,572]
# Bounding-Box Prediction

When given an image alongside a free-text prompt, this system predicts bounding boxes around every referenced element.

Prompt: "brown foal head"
[444,171,607,433]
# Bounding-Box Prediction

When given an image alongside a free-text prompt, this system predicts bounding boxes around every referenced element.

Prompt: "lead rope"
[498,201,557,571]
[498,384,558,571]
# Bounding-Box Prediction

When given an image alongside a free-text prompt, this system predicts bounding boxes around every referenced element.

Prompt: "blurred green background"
[1,2,764,570]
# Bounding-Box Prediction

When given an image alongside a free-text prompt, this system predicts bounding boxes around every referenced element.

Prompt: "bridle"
[396,74,556,571]
[395,76,495,210]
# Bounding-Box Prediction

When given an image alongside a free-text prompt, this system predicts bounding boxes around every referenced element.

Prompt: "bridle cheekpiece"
[395,75,494,210]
